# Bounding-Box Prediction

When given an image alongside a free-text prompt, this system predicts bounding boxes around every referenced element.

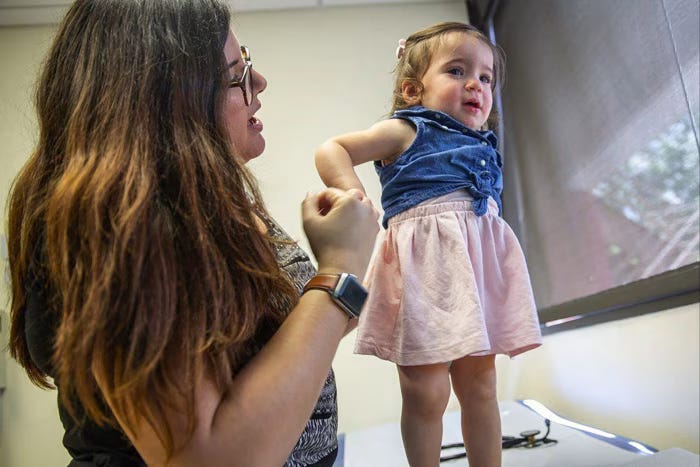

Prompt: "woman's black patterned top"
[264,216,340,467]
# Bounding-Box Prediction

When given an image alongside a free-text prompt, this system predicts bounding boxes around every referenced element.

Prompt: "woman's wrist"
[316,265,366,278]
[302,273,367,320]
[317,266,352,275]
[316,256,367,278]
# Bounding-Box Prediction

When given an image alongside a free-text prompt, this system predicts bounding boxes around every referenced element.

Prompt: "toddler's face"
[416,32,494,130]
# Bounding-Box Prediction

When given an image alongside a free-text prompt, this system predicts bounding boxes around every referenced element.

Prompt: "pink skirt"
[355,190,542,366]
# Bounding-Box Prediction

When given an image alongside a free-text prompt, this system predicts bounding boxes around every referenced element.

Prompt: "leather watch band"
[302,273,366,319]
[303,274,341,294]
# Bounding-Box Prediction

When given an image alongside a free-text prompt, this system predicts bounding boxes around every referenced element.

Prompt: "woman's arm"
[98,188,379,467]
[315,118,416,192]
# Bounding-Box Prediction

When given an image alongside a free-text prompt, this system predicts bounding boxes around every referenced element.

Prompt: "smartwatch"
[303,273,368,319]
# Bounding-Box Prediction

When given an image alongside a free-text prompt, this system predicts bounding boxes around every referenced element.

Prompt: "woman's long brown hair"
[7,0,297,456]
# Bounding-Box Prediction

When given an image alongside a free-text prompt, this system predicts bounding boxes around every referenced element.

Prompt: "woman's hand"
[302,188,379,279]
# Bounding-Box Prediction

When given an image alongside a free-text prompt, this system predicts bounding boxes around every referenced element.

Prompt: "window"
[487,0,700,331]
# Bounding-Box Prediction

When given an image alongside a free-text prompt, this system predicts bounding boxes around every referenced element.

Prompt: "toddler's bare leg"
[450,354,501,467]
[397,362,451,467]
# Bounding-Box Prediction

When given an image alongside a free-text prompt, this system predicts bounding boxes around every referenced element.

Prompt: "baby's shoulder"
[369,117,416,140]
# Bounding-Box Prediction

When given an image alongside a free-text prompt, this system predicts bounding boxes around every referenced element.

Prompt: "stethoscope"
[439,419,558,462]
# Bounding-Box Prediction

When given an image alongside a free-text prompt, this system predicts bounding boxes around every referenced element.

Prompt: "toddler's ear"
[401,80,422,106]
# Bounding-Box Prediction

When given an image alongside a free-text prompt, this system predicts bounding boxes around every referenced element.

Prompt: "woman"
[7,0,379,465]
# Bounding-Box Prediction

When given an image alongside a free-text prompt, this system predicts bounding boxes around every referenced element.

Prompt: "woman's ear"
[401,80,422,106]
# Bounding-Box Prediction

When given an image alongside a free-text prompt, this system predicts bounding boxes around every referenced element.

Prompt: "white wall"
[1,2,698,466]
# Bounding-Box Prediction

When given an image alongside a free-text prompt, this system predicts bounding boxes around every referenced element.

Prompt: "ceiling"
[0,0,452,26]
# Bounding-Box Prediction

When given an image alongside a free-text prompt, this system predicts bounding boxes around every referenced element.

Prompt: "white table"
[335,400,698,467]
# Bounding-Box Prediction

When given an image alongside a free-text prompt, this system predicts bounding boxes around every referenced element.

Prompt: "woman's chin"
[240,142,266,163]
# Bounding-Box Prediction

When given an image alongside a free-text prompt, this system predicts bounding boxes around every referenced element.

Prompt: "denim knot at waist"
[387,190,500,226]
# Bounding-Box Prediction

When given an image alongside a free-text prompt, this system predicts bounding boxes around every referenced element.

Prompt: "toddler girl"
[315,22,542,467]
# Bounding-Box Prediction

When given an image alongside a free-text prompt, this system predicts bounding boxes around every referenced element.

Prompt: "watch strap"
[303,274,341,294]
[303,273,363,319]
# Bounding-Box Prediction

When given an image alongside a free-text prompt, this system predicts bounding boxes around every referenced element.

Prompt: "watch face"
[336,274,368,318]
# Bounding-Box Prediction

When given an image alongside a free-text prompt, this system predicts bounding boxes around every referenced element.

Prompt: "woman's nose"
[253,68,267,95]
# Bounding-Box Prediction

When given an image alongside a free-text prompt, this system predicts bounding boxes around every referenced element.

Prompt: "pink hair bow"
[395,38,406,60]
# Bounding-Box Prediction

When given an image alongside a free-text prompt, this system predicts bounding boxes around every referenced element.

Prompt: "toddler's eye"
[480,75,492,84]
[447,67,464,76]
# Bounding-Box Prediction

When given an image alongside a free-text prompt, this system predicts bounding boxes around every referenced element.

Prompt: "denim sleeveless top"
[375,106,503,227]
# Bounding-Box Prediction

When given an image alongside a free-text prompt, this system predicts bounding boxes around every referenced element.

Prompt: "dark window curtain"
[494,0,699,313]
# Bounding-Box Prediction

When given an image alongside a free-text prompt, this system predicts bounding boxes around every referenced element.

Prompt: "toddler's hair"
[391,21,505,129]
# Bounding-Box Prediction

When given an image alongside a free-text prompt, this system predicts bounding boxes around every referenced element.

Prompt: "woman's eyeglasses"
[229,45,253,106]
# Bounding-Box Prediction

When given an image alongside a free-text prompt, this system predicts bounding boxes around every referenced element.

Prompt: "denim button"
[480,159,486,166]
[441,125,449,130]
[481,141,488,146]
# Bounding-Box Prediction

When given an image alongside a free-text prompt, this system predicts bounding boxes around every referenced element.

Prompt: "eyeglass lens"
[242,46,253,106]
